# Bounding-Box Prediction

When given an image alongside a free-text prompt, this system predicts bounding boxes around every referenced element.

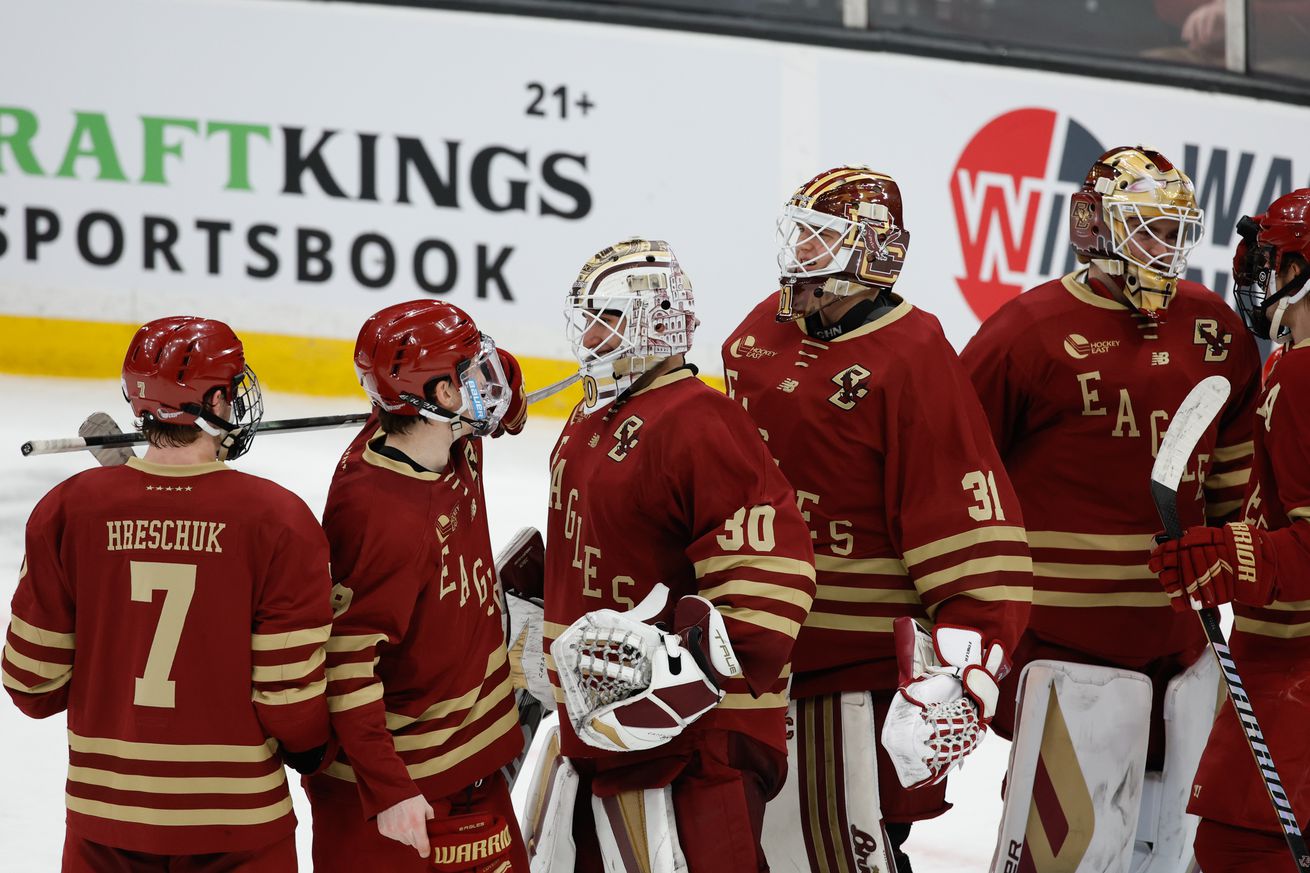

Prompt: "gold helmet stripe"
[796,167,896,204]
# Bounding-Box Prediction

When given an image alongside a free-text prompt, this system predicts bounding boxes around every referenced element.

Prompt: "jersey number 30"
[130,561,196,709]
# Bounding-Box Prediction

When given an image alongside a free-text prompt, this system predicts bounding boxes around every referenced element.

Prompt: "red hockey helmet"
[121,316,263,459]
[1233,189,1310,341]
[776,166,910,321]
[354,300,513,435]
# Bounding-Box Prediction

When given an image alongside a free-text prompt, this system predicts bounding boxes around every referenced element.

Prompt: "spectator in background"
[1153,0,1310,77]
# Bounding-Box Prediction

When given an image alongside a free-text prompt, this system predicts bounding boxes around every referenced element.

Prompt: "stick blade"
[1149,376,1232,495]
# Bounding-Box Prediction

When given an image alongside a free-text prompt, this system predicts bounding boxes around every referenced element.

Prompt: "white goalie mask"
[565,238,698,414]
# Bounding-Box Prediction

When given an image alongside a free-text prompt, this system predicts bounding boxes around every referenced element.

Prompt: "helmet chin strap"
[398,392,478,438]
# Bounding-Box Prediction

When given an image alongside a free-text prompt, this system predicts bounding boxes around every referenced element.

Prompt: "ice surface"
[0,374,1007,871]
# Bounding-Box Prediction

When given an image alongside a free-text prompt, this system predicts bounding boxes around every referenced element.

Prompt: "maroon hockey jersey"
[3,458,332,854]
[962,271,1260,666]
[724,296,1032,697]
[1191,340,1310,832]
[318,427,521,818]
[543,369,816,760]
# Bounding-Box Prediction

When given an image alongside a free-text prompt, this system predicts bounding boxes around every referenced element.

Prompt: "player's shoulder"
[982,276,1073,328]
[1172,280,1245,324]
[1271,341,1310,391]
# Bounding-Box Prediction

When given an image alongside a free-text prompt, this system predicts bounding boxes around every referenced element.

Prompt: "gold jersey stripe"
[4,643,71,678]
[68,731,277,763]
[1262,598,1310,612]
[385,649,506,731]
[694,555,814,581]
[1027,531,1155,552]
[1212,441,1255,463]
[65,793,293,827]
[902,526,1029,568]
[1234,617,1310,638]
[254,677,326,707]
[251,624,331,652]
[327,708,520,783]
[252,647,325,684]
[1204,468,1251,490]
[943,585,1033,604]
[67,765,287,796]
[326,633,387,654]
[914,556,1033,594]
[8,615,75,650]
[1033,591,1169,608]
[393,677,514,752]
[1207,500,1244,519]
[1033,562,1154,581]
[803,613,898,633]
[326,660,378,683]
[814,555,908,576]
[719,690,788,710]
[1290,507,1310,522]
[543,621,570,639]
[718,606,801,639]
[328,682,383,713]
[2,666,71,695]
[700,580,815,610]
[815,585,920,605]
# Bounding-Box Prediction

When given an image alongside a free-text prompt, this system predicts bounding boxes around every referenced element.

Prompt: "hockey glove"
[1149,522,1274,610]
[490,348,526,438]
[880,616,1008,790]
[427,812,516,873]
[497,528,554,709]
[550,584,740,753]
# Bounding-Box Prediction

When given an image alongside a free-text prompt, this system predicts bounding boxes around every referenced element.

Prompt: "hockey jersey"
[319,427,521,818]
[962,270,1260,666]
[1190,339,1310,832]
[724,296,1033,698]
[543,369,816,760]
[3,458,332,854]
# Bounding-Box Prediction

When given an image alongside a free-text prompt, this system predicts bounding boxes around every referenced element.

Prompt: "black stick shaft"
[21,413,371,457]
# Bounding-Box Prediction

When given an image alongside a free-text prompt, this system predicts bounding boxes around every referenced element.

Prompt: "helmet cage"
[1234,240,1310,342]
[565,243,696,413]
[1104,198,1204,282]
[196,365,263,460]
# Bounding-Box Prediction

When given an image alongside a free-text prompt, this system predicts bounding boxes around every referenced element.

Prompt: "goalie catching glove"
[880,616,1008,789]
[550,583,741,753]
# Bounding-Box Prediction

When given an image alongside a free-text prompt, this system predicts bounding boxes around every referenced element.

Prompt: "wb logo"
[828,365,871,411]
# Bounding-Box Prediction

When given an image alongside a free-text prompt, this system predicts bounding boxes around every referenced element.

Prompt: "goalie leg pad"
[593,787,688,873]
[1131,652,1220,873]
[507,713,578,873]
[764,692,897,873]
[991,660,1152,873]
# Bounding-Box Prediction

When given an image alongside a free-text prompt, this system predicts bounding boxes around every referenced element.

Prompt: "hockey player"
[1150,189,1310,872]
[724,166,1032,872]
[305,300,529,872]
[527,238,815,872]
[3,317,332,871]
[961,146,1261,871]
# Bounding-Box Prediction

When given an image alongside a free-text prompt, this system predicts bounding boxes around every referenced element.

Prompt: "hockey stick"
[1150,375,1310,870]
[21,372,584,458]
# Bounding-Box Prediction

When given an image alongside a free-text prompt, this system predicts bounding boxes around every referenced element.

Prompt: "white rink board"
[2,0,1310,368]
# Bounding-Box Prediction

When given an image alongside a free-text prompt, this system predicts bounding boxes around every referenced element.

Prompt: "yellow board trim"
[0,314,592,419]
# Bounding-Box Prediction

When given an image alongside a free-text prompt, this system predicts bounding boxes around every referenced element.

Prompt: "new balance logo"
[1152,351,1170,366]
[777,378,800,393]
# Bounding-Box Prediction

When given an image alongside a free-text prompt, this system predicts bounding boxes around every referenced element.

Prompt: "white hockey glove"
[880,616,1008,790]
[497,528,555,710]
[550,584,741,753]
